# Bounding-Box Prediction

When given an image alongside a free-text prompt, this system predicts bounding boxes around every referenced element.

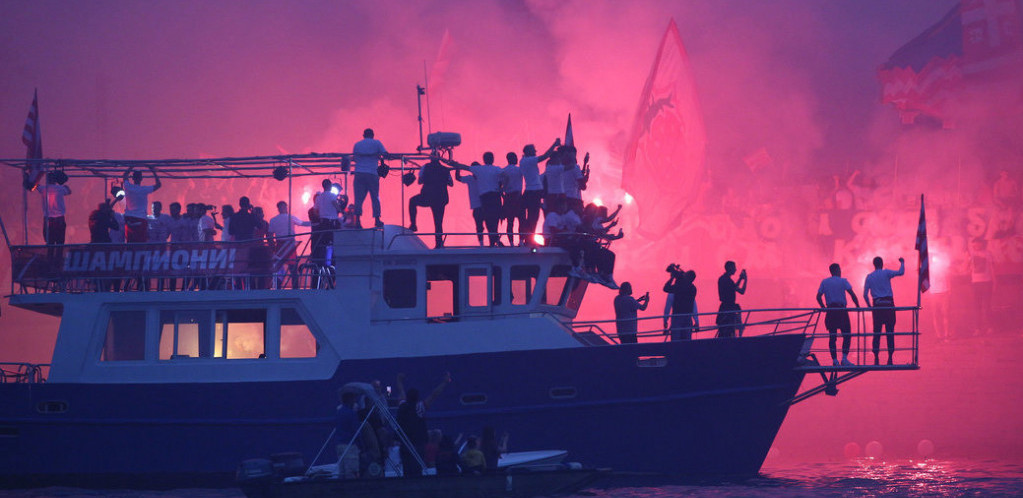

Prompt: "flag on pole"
[564,113,574,148]
[915,194,930,293]
[22,89,44,190]
[621,18,706,238]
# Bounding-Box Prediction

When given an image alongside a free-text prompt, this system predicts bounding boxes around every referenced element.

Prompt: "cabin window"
[426,265,458,322]
[160,310,210,359]
[101,310,147,361]
[281,308,317,359]
[383,269,417,309]
[215,309,267,359]
[510,265,538,306]
[543,265,571,306]
[466,267,490,308]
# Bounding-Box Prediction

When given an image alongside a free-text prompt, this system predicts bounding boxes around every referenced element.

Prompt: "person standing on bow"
[716,261,747,338]
[816,263,860,366]
[863,255,904,365]
[121,166,161,243]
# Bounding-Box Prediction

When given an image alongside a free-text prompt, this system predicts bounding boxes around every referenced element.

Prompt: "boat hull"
[0,335,804,488]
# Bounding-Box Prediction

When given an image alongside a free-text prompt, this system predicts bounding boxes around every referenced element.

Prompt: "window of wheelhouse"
[383,269,417,309]
[159,309,266,359]
[159,310,210,359]
[543,265,571,306]
[215,309,267,359]
[426,264,458,322]
[510,265,539,306]
[101,310,147,361]
[280,308,317,358]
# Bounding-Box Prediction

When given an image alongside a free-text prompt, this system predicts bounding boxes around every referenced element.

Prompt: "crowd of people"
[30,127,628,290]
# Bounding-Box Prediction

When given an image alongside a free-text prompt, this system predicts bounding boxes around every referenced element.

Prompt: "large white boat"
[0,149,920,488]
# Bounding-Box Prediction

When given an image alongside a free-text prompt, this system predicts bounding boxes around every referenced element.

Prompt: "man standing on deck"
[121,166,162,243]
[716,261,747,337]
[519,139,559,245]
[38,171,71,269]
[863,256,904,365]
[352,128,389,228]
[816,263,860,366]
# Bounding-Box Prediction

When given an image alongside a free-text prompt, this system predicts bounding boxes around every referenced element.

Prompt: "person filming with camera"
[663,264,698,341]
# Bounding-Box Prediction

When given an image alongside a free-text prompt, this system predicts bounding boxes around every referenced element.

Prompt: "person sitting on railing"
[614,282,650,344]
[542,197,582,269]
[816,263,861,367]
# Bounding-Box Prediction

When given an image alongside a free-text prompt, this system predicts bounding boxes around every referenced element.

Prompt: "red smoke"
[5,0,1023,463]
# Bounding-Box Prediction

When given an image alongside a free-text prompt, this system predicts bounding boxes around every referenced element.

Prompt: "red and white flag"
[915,194,930,293]
[22,89,44,190]
[621,19,706,238]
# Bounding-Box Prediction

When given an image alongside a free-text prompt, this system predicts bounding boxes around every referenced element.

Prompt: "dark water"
[2,459,1022,497]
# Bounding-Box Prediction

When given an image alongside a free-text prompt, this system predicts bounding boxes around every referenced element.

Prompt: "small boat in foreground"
[237,382,606,498]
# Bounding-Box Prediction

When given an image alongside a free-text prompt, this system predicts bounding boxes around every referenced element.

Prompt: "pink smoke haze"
[3,0,1022,464]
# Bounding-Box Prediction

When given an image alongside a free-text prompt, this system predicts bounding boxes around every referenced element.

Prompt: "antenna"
[423,61,432,135]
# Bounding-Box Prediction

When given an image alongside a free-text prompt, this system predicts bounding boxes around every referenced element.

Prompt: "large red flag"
[621,19,706,239]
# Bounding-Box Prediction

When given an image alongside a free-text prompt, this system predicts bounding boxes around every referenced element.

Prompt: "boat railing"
[385,231,545,250]
[571,305,920,373]
[0,362,49,383]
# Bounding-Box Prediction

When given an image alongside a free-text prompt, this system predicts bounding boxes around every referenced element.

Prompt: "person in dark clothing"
[229,196,257,241]
[335,391,360,479]
[434,435,460,475]
[89,200,120,243]
[481,426,508,472]
[89,199,121,291]
[408,154,456,248]
[395,372,451,477]
[716,261,747,338]
[663,265,698,341]
[614,282,649,344]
